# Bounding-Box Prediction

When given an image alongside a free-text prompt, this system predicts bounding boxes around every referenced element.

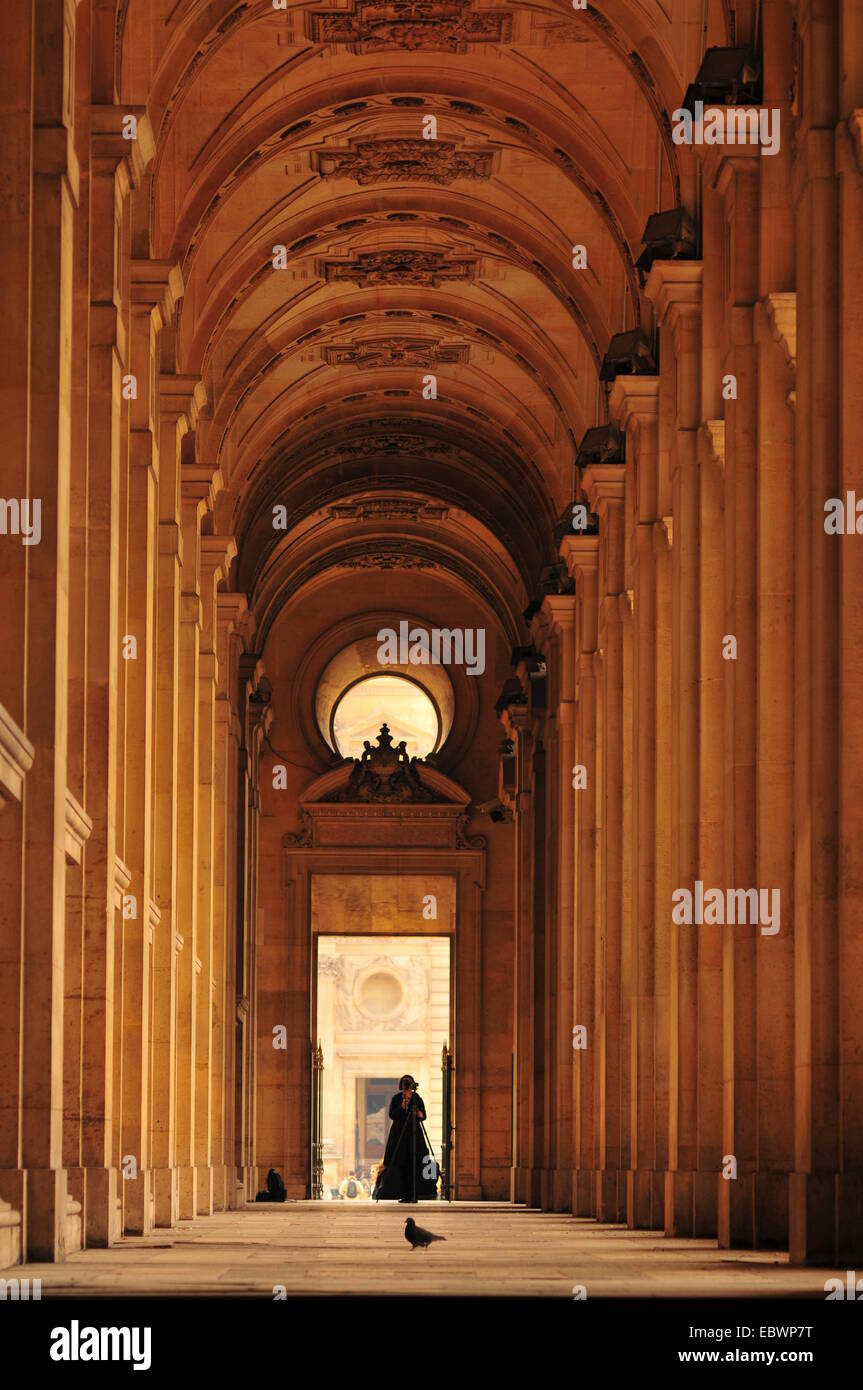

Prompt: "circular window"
[357,969,404,1020]
[332,674,440,760]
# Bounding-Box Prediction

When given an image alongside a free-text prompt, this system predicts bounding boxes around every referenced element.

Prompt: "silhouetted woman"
[374,1075,438,1202]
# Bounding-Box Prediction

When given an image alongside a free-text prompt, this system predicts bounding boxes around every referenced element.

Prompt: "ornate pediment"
[313,138,495,185]
[305,0,513,54]
[324,724,438,803]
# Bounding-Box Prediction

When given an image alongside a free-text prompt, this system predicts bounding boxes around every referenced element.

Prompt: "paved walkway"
[2,1203,837,1298]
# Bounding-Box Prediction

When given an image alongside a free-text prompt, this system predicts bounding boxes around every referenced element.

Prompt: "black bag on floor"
[255,1168,287,1202]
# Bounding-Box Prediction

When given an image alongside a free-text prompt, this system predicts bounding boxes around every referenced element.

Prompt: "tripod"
[376,1092,439,1203]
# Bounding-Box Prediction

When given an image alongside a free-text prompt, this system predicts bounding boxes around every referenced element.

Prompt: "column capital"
[217,592,255,644]
[90,106,155,189]
[702,138,761,198]
[159,374,207,430]
[131,260,185,328]
[200,534,238,585]
[560,533,599,578]
[181,463,223,517]
[581,462,625,516]
[608,376,660,433]
[539,593,576,636]
[702,419,726,473]
[643,260,703,329]
[762,291,797,372]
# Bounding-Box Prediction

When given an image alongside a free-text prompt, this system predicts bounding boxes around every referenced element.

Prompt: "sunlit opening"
[332,674,440,760]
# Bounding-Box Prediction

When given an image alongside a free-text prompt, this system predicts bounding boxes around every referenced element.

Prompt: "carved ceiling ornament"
[324,335,470,369]
[322,249,478,288]
[305,0,513,54]
[328,499,448,521]
[337,552,433,570]
[313,139,495,186]
[337,433,454,458]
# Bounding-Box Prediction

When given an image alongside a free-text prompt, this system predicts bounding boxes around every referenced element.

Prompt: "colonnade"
[502,0,863,1265]
[0,3,261,1263]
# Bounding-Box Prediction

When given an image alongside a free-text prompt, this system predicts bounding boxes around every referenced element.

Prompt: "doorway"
[315,933,451,1199]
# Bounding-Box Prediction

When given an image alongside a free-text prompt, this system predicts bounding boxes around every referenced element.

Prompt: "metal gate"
[441,1043,454,1200]
[310,1041,324,1199]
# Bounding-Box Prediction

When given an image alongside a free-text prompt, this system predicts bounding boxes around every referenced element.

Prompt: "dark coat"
[375,1092,438,1200]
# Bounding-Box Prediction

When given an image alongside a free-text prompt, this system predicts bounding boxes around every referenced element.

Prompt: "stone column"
[213,595,252,1209]
[582,463,626,1221]
[703,142,761,1250]
[504,703,539,1206]
[560,535,599,1216]
[537,596,577,1211]
[790,0,847,1264]
[194,534,236,1216]
[835,6,863,1265]
[151,372,201,1227]
[173,459,219,1220]
[609,378,662,1230]
[120,261,182,1237]
[645,263,705,1236]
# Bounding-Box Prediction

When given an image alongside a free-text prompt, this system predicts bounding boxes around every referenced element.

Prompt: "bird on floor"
[404,1216,446,1250]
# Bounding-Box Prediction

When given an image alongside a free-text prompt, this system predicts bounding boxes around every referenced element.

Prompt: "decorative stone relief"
[324,336,470,369]
[313,138,495,185]
[305,0,512,54]
[321,249,478,287]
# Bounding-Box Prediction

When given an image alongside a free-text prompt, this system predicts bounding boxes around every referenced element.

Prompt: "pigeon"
[404,1216,446,1250]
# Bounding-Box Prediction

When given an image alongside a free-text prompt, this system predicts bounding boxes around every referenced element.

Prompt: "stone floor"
[2,1203,837,1298]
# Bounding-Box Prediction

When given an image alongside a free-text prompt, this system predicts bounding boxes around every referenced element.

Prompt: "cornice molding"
[0,703,35,804]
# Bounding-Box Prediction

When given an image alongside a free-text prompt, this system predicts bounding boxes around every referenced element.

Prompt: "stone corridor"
[2,1205,836,1299]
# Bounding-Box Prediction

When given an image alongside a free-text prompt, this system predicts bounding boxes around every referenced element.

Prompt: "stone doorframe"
[282,783,486,1200]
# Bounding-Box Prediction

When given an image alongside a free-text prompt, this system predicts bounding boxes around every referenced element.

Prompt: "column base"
[20,1167,68,1262]
[753,1170,790,1248]
[122,1167,154,1236]
[153,1165,178,1227]
[664,1170,719,1237]
[627,1169,665,1229]
[596,1169,625,1222]
[195,1165,213,1216]
[211,1164,230,1211]
[0,1186,23,1268]
[82,1166,120,1247]
[551,1166,572,1211]
[790,1171,863,1266]
[176,1165,197,1221]
[718,1169,755,1249]
[572,1168,596,1217]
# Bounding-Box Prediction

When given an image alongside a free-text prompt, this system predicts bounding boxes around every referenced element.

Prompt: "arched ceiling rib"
[114,0,731,636]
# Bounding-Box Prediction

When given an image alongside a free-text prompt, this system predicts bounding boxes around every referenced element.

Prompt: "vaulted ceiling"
[116,0,734,645]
